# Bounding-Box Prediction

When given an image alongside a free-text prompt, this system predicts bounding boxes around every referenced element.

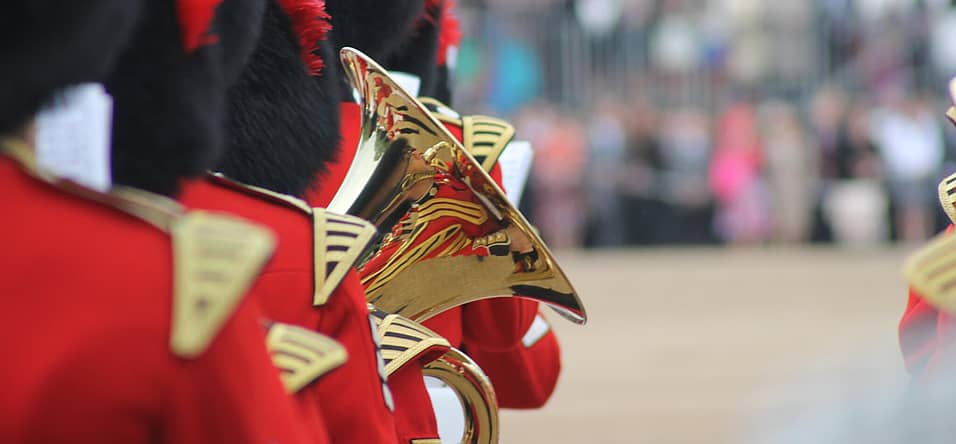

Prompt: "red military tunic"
[308,102,442,442]
[179,175,399,443]
[423,104,561,408]
[309,98,561,442]
[0,150,315,444]
[900,225,956,378]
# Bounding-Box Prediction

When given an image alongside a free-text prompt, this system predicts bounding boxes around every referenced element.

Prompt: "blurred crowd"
[454,0,956,248]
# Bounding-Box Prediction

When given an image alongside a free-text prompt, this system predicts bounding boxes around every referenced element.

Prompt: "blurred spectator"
[453,0,950,248]
[584,97,628,247]
[649,1,701,76]
[821,101,890,246]
[528,107,588,249]
[618,98,664,245]
[871,91,944,242]
[930,0,956,82]
[760,101,816,243]
[709,101,772,244]
[657,106,716,243]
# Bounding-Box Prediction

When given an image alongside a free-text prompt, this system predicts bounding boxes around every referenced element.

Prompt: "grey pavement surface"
[498,247,913,443]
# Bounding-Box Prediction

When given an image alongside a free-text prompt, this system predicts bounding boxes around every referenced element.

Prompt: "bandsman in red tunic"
[109,0,447,442]
[315,0,565,428]
[900,80,956,380]
[0,1,326,443]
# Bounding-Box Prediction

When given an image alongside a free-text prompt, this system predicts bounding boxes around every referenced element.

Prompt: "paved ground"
[497,246,914,443]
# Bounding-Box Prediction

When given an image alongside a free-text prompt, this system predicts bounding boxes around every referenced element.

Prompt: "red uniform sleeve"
[424,307,464,347]
[488,163,504,188]
[314,271,399,443]
[465,314,562,409]
[461,298,538,351]
[166,298,323,444]
[390,364,441,443]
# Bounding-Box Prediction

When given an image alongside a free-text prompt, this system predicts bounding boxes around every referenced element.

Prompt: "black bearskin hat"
[216,0,340,198]
[0,1,143,135]
[325,0,424,98]
[383,0,460,103]
[107,0,266,197]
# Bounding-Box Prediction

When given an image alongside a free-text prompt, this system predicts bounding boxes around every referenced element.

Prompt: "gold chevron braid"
[369,309,450,375]
[361,224,465,299]
[462,115,516,173]
[360,193,491,299]
[313,209,377,306]
[266,323,347,393]
[939,173,956,224]
[415,197,488,226]
[904,233,956,316]
[170,211,276,358]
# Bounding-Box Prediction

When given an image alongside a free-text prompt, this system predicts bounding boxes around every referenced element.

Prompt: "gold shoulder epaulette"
[419,97,462,126]
[0,142,277,359]
[418,99,516,173]
[208,173,377,307]
[312,209,377,306]
[169,211,276,358]
[904,232,956,315]
[368,306,450,376]
[938,173,956,224]
[113,186,277,358]
[461,115,516,173]
[208,172,313,214]
[265,323,347,393]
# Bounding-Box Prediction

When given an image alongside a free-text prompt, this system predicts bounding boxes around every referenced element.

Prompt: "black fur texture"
[326,0,423,60]
[382,4,441,100]
[217,0,341,198]
[326,0,424,100]
[432,64,453,105]
[0,0,143,135]
[107,0,266,197]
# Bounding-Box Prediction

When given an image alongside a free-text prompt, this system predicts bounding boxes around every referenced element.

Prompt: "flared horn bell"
[330,47,586,325]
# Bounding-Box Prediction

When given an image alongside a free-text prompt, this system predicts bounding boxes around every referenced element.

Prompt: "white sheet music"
[497,140,534,205]
[389,71,422,98]
[35,83,113,192]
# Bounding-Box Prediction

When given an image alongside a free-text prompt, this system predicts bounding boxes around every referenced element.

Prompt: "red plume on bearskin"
[176,0,223,52]
[424,0,460,67]
[276,0,332,75]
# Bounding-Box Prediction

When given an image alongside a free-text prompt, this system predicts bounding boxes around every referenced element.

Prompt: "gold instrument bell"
[330,47,587,325]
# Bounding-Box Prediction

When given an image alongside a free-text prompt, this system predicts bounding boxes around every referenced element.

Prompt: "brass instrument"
[331,47,587,325]
[371,307,499,444]
[422,348,499,444]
